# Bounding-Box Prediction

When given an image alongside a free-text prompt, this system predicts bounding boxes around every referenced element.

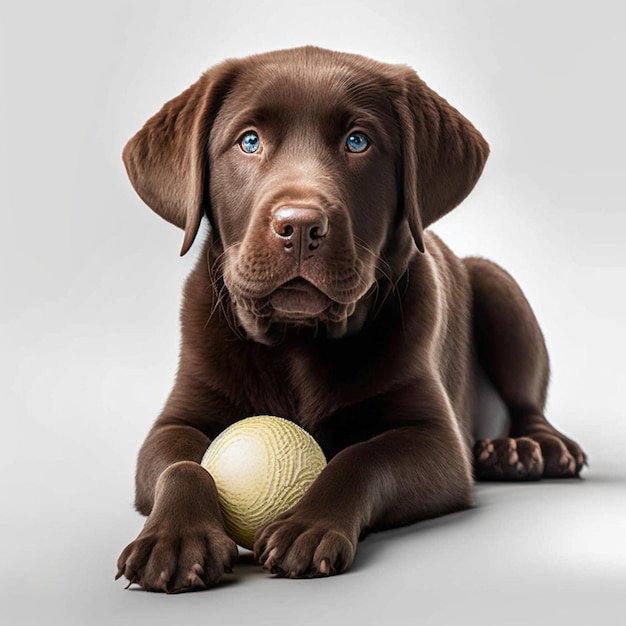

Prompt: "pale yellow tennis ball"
[200,415,327,549]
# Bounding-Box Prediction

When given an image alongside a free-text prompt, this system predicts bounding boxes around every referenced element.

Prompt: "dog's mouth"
[230,277,359,335]
[269,278,332,319]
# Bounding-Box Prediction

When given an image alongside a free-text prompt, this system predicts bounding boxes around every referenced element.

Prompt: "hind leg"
[465,257,586,480]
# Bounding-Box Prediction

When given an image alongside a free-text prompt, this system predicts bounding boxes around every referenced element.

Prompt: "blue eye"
[240,131,261,154]
[346,132,370,153]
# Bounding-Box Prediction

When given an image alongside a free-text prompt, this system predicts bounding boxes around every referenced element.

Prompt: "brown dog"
[116,46,586,592]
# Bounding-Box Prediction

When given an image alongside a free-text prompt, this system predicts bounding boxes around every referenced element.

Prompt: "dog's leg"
[465,257,586,479]
[255,384,474,578]
[116,415,238,592]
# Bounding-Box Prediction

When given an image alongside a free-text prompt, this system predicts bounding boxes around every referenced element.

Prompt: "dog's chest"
[234,344,333,433]
[204,334,322,432]
[224,334,400,436]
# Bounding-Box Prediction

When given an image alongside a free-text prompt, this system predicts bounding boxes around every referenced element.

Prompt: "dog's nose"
[271,207,329,259]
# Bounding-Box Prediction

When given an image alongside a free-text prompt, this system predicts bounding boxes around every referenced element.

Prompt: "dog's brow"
[219,103,386,141]
[214,105,279,146]
[336,108,386,131]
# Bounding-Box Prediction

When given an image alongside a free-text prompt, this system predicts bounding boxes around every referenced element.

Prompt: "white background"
[1,1,625,624]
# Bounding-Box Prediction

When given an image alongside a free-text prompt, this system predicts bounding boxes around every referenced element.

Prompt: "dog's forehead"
[222,48,398,122]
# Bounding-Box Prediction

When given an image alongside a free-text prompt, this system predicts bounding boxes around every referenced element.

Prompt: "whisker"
[353,237,394,286]
[204,243,247,340]
[352,237,402,322]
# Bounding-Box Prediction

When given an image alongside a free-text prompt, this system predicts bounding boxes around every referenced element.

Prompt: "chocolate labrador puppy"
[116,46,585,592]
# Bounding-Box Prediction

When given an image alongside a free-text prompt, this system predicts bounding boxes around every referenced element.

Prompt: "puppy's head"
[123,47,488,344]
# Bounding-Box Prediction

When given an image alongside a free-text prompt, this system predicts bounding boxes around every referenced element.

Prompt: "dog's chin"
[231,278,358,345]
[269,278,332,319]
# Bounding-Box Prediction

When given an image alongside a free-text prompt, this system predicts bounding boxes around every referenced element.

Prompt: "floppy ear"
[397,69,490,253]
[123,61,237,256]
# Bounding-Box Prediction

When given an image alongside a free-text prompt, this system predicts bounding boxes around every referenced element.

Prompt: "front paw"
[254,510,356,578]
[116,521,238,593]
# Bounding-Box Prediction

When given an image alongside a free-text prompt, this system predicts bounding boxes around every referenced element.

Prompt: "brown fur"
[116,46,586,592]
